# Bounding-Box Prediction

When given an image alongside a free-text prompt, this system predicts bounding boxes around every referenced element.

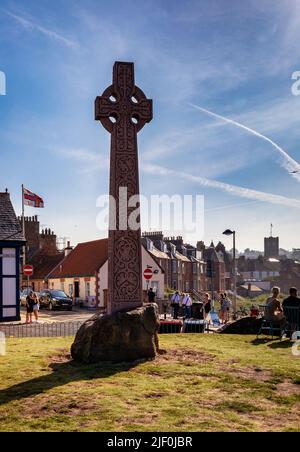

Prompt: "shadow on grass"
[250,337,293,350]
[0,359,140,406]
[250,338,277,346]
[268,340,293,350]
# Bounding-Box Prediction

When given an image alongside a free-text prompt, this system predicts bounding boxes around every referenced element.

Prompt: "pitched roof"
[174,251,190,262]
[203,246,224,262]
[190,256,205,264]
[49,238,109,278]
[239,284,263,292]
[148,247,170,260]
[143,247,165,274]
[0,192,25,242]
[30,252,64,280]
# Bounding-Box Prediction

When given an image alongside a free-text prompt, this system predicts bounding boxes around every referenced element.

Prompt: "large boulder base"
[71,303,159,363]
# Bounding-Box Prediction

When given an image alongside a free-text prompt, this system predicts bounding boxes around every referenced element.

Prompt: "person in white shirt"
[171,291,181,319]
[182,293,192,319]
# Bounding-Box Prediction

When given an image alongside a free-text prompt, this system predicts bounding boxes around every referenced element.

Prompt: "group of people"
[264,286,300,326]
[170,291,192,319]
[25,291,39,324]
[170,291,212,320]
[148,285,300,329]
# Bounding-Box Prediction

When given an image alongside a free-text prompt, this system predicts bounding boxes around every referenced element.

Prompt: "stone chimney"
[248,283,252,297]
[18,215,40,258]
[40,228,59,256]
[197,241,205,252]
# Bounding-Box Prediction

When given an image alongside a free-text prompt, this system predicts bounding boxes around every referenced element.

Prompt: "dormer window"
[162,242,168,253]
[146,238,153,252]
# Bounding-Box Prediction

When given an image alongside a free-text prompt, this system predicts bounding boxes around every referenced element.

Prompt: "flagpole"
[22,184,26,269]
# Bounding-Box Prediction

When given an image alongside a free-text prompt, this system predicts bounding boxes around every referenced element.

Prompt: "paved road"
[20,306,95,323]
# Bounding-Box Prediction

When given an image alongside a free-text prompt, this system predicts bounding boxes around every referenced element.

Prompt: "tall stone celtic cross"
[95,62,153,314]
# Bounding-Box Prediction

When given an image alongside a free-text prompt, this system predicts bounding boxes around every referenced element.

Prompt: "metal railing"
[0,321,84,338]
[0,318,209,338]
[182,319,207,333]
[159,321,183,334]
[159,319,208,334]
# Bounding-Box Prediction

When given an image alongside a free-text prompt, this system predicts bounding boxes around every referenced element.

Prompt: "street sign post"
[143,268,153,294]
[23,265,33,294]
[23,265,33,277]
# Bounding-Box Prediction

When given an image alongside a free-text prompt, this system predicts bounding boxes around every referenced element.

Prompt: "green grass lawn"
[0,335,299,432]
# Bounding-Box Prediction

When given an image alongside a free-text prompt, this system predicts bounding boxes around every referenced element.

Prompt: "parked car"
[39,290,73,311]
[20,288,32,306]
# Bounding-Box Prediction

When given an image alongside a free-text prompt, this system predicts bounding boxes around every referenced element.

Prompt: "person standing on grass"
[203,293,212,319]
[32,293,40,323]
[219,293,225,323]
[171,291,181,319]
[222,292,231,324]
[25,291,35,324]
[182,293,187,316]
[219,292,230,324]
[182,293,192,319]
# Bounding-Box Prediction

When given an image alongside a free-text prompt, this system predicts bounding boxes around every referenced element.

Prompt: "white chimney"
[65,241,73,257]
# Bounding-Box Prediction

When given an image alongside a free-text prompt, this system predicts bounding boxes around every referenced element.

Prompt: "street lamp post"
[223,229,237,319]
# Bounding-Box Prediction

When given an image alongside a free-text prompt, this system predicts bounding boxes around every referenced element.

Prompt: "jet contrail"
[190,103,300,182]
[205,200,260,212]
[142,163,300,209]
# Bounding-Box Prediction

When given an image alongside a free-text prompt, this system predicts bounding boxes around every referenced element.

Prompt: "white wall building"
[48,238,165,309]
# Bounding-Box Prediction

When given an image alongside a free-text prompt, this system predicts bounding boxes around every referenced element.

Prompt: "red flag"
[23,188,44,208]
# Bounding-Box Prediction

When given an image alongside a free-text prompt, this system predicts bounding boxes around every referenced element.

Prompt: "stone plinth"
[71,304,159,363]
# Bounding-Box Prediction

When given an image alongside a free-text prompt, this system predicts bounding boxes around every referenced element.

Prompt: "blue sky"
[1,0,300,251]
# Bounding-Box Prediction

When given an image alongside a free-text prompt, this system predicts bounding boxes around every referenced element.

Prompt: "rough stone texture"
[219,316,263,334]
[71,304,159,363]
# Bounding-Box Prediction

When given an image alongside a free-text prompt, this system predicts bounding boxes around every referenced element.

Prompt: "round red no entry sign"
[23,265,33,277]
[143,268,153,280]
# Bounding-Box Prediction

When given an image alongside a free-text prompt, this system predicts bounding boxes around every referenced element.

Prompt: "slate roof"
[30,251,64,280]
[148,247,170,260]
[239,284,263,292]
[0,192,25,242]
[203,246,224,263]
[48,238,164,279]
[174,251,190,262]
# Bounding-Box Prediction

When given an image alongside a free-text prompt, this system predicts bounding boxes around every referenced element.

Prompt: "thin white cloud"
[205,200,260,213]
[52,148,109,174]
[5,10,78,48]
[142,163,300,209]
[56,148,99,162]
[190,103,300,182]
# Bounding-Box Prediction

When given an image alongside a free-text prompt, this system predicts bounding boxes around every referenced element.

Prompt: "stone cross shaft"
[95,62,153,314]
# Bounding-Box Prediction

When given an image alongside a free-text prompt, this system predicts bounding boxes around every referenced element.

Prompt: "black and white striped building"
[0,190,25,322]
